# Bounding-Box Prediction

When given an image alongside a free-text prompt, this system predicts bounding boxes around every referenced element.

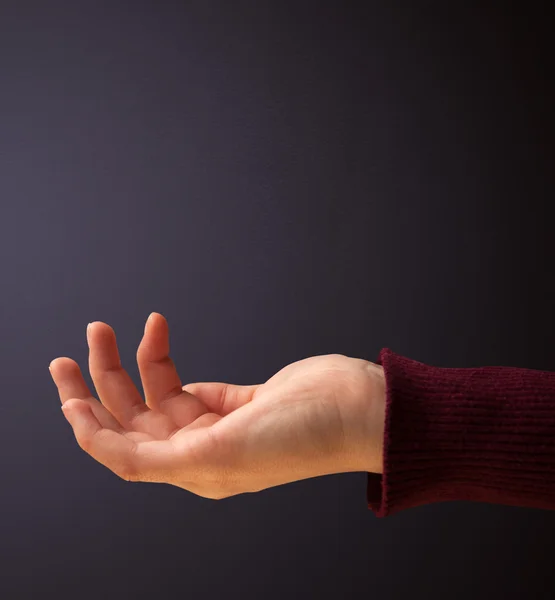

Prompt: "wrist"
[341,358,386,474]
[362,361,386,474]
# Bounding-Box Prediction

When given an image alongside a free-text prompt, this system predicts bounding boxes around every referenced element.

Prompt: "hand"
[49,313,386,499]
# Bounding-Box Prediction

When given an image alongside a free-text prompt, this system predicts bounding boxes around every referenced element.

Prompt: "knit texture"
[367,348,555,517]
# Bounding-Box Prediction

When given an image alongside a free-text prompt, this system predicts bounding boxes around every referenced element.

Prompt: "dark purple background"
[1,1,554,598]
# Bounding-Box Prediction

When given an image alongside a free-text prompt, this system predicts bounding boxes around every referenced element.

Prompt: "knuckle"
[115,459,140,483]
[118,468,139,483]
[77,436,94,454]
[159,384,186,407]
[209,493,229,500]
[217,385,229,413]
[202,487,232,500]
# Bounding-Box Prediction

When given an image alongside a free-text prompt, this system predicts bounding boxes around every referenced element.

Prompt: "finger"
[49,357,123,431]
[87,322,176,439]
[87,322,147,426]
[136,312,184,410]
[62,398,175,483]
[181,382,260,416]
[136,313,209,427]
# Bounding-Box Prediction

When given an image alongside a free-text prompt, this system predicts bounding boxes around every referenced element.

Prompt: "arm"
[367,348,555,516]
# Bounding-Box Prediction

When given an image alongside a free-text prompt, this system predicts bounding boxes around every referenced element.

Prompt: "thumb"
[182,382,260,416]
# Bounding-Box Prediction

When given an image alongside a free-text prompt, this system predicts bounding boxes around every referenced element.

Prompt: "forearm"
[368,348,555,517]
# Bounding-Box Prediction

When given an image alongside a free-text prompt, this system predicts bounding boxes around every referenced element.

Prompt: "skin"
[49,312,386,499]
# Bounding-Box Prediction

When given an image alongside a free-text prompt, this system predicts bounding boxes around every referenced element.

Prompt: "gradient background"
[1,1,555,598]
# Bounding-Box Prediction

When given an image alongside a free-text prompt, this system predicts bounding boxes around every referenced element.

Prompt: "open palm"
[50,313,383,499]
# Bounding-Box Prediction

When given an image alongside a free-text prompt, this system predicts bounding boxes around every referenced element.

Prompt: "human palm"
[49,313,385,499]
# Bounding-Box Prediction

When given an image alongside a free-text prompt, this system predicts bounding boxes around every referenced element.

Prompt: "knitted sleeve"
[367,348,555,517]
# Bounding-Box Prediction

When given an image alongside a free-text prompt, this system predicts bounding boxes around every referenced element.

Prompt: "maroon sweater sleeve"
[367,348,555,517]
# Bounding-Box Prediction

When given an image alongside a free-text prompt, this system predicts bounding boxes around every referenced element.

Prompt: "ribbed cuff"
[367,348,555,517]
